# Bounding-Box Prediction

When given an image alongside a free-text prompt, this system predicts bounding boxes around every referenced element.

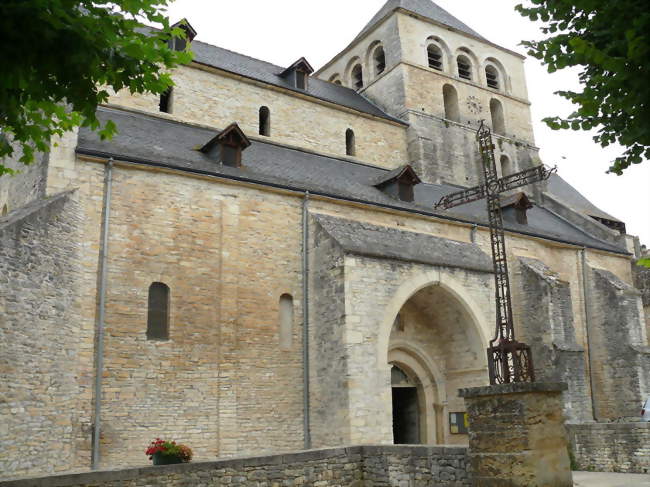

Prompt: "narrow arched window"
[500,155,513,177]
[351,64,363,90]
[159,87,173,113]
[346,128,356,156]
[334,80,342,85]
[490,98,505,135]
[259,106,270,136]
[486,65,499,90]
[147,282,170,340]
[457,55,472,80]
[1,204,7,216]
[443,84,460,122]
[279,294,294,350]
[427,45,443,71]
[374,46,386,76]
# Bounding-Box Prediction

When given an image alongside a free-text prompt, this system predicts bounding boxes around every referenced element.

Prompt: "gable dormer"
[281,57,314,91]
[373,165,421,202]
[200,123,251,167]
[501,192,533,225]
[169,18,197,52]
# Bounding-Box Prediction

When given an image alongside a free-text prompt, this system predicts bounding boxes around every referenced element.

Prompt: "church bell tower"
[316,0,541,188]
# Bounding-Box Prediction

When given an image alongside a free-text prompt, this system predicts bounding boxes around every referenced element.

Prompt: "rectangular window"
[222,144,240,166]
[398,182,414,202]
[296,71,307,90]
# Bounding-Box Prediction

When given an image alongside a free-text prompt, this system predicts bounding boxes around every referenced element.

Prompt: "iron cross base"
[487,339,535,385]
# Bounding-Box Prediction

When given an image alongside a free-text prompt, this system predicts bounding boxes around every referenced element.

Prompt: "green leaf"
[516,0,650,174]
[0,0,189,176]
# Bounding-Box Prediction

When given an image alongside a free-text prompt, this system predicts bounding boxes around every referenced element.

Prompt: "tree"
[0,1,192,176]
[516,0,650,174]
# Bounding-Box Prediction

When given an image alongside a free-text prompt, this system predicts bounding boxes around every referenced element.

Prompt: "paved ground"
[573,471,650,486]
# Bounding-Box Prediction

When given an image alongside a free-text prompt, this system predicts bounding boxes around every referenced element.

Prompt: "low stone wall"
[0,445,470,487]
[567,422,650,473]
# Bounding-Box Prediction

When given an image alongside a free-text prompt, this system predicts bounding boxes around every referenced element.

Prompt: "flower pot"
[152,451,183,465]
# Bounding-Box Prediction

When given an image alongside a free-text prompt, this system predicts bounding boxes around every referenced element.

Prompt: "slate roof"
[189,41,405,125]
[77,107,627,255]
[547,173,622,223]
[355,0,486,42]
[314,213,493,272]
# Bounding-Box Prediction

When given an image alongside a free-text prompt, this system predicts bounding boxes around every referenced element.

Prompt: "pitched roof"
[314,213,492,272]
[77,108,627,255]
[547,173,622,223]
[189,41,405,125]
[200,123,251,153]
[355,0,485,42]
[281,57,315,77]
[371,164,421,187]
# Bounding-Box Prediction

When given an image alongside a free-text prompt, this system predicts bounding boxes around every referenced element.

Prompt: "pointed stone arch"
[378,269,491,445]
[377,269,491,368]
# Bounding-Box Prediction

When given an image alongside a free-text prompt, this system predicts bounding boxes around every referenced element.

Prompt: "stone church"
[1,0,649,479]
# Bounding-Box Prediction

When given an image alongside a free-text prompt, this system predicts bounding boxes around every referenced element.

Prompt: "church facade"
[1,0,648,479]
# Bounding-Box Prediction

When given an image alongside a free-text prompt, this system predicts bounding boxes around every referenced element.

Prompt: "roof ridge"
[354,0,486,43]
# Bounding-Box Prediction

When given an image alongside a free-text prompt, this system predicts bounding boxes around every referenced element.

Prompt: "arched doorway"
[387,282,488,445]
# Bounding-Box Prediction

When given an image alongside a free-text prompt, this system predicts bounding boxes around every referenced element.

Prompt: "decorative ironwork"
[435,121,556,384]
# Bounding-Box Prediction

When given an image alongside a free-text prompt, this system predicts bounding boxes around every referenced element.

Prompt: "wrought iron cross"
[435,121,556,384]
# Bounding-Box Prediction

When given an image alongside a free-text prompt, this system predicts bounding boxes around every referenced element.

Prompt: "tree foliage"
[516,0,650,174]
[0,1,192,176]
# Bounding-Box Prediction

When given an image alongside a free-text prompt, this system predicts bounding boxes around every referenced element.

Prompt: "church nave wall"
[108,65,409,170]
[69,164,308,468]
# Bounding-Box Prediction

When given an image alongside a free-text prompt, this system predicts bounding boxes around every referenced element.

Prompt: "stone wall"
[586,266,650,419]
[460,382,572,487]
[404,110,541,187]
[0,445,470,487]
[0,191,91,477]
[567,422,650,473]
[514,257,591,422]
[108,64,409,169]
[310,217,350,447]
[89,165,306,466]
[0,145,48,216]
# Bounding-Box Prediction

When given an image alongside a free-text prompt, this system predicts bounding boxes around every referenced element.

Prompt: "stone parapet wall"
[567,422,650,474]
[0,445,470,487]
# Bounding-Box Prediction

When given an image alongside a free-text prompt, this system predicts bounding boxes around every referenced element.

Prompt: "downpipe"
[92,158,114,469]
[302,191,311,449]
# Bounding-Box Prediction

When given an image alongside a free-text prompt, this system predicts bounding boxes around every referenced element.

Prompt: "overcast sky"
[164,0,649,246]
